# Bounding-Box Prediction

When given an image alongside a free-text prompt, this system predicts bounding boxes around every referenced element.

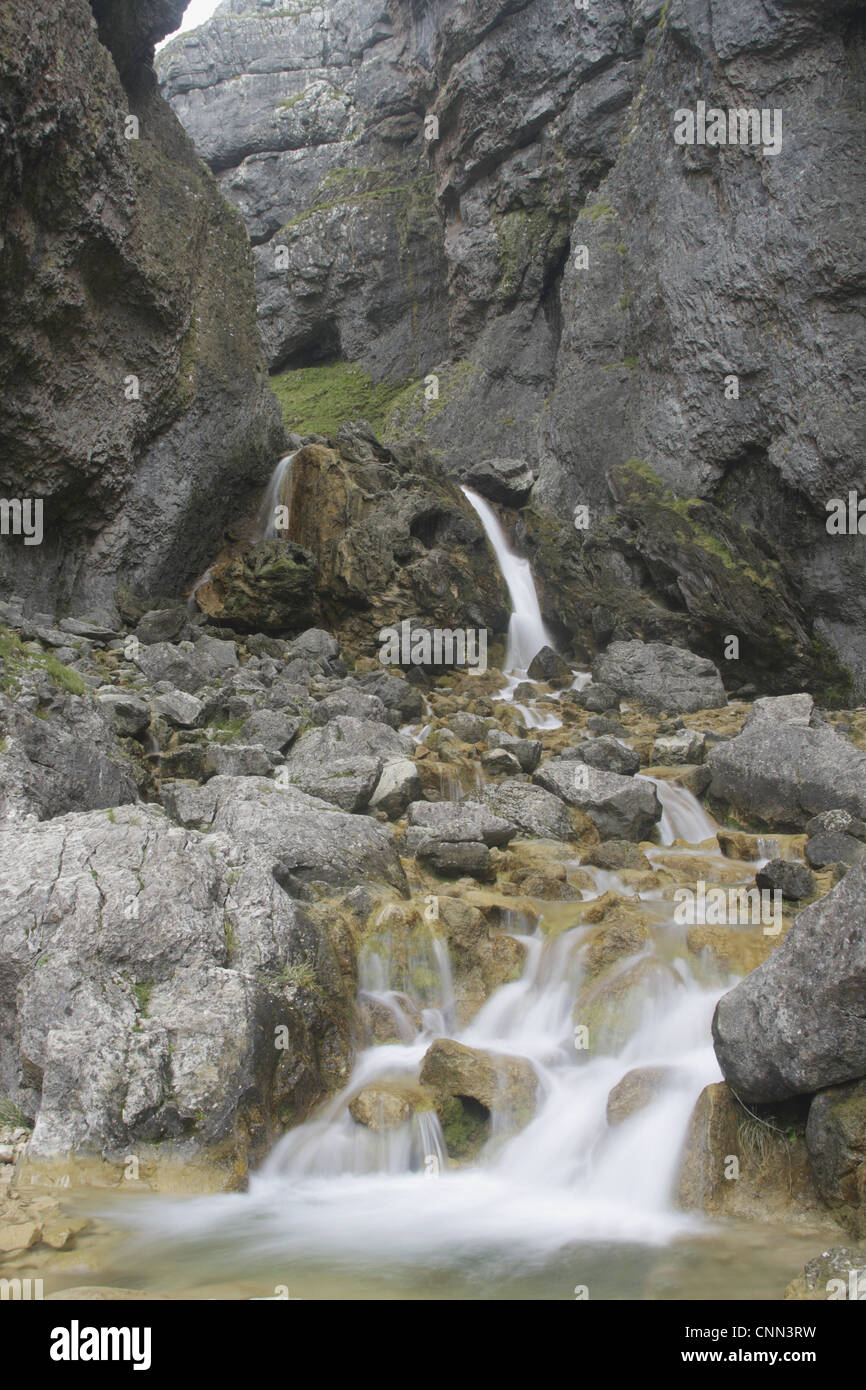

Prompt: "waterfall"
[258,450,297,541]
[460,486,555,673]
[642,777,719,846]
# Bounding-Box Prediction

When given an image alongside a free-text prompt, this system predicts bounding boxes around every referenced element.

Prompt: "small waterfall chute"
[460,485,555,673]
[258,450,298,541]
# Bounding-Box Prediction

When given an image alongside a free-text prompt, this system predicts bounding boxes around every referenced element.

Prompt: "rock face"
[0,0,284,620]
[533,759,661,840]
[593,642,726,714]
[158,0,866,694]
[712,857,866,1103]
[196,428,509,655]
[0,803,352,1164]
[157,0,448,383]
[0,692,137,824]
[707,721,866,829]
[805,1080,866,1238]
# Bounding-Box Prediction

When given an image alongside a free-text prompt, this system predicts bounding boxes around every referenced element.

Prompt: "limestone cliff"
[158,0,866,695]
[0,0,285,620]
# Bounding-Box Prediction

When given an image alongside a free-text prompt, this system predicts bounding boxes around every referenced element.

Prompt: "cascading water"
[258,450,297,541]
[461,486,555,673]
[81,483,797,1301]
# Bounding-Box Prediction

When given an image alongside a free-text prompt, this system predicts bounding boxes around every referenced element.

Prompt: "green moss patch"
[0,625,88,697]
[269,361,412,438]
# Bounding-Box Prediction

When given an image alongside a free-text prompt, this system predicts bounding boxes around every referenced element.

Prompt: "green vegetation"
[134,981,153,1016]
[0,1094,29,1128]
[278,169,436,235]
[275,960,320,992]
[495,207,569,301]
[0,625,88,698]
[269,361,412,438]
[578,199,618,224]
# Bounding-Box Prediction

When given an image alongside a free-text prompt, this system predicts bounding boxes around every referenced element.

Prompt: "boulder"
[707,721,866,829]
[592,641,726,714]
[313,688,393,727]
[368,759,423,819]
[582,840,651,872]
[419,1038,537,1157]
[533,759,661,840]
[459,457,535,506]
[743,693,814,730]
[134,608,192,647]
[805,1080,866,1237]
[712,857,866,1102]
[405,799,517,850]
[674,1082,742,1212]
[240,710,300,753]
[565,735,640,776]
[0,803,349,1164]
[486,729,542,773]
[804,832,864,870]
[349,1085,414,1132]
[280,716,410,810]
[0,693,137,825]
[94,692,151,738]
[480,748,522,776]
[152,690,205,729]
[652,729,706,765]
[482,780,582,842]
[356,672,425,722]
[162,775,407,897]
[283,754,383,812]
[607,1066,674,1126]
[527,645,572,687]
[445,712,490,744]
[203,744,278,780]
[785,1248,866,1301]
[579,682,620,713]
[417,840,493,881]
[434,897,525,1025]
[755,859,815,901]
[805,809,866,841]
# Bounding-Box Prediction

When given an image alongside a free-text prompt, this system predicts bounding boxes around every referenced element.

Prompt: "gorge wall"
[157,0,866,696]
[0,0,285,621]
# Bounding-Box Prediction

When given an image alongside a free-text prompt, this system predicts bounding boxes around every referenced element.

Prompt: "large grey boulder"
[707,721,866,829]
[482,780,580,842]
[592,642,726,714]
[712,857,866,1103]
[134,640,237,695]
[356,672,425,722]
[280,716,412,810]
[162,775,407,897]
[486,729,542,773]
[404,800,517,853]
[368,759,423,819]
[0,803,347,1162]
[565,735,640,776]
[0,693,137,825]
[533,759,661,840]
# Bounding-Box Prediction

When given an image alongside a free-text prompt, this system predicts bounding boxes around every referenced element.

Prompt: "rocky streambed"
[1,589,865,1301]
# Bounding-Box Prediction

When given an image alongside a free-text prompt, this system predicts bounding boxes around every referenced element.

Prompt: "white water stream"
[259,450,297,540]
[461,486,555,673]
[96,493,767,1299]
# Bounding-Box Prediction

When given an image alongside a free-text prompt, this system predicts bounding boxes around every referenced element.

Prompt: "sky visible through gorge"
[157,0,223,49]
